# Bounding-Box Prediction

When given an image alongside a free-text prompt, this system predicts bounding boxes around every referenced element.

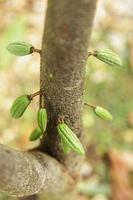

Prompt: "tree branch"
[0,144,74,197]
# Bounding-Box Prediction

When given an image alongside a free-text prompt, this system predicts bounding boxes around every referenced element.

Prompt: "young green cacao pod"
[7,41,33,56]
[37,108,47,132]
[10,95,31,119]
[94,106,113,121]
[29,127,42,141]
[94,49,122,67]
[57,123,85,155]
[60,138,71,154]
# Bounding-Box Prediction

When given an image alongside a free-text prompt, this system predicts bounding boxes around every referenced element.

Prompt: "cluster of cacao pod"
[7,41,122,155]
[10,94,48,141]
[7,41,85,155]
[86,49,123,120]
[10,93,85,154]
[7,41,48,141]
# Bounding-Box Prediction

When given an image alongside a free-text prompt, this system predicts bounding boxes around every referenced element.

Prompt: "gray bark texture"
[0,0,97,199]
[0,144,73,197]
[40,0,97,175]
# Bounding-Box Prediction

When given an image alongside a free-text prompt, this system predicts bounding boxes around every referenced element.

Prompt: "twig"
[28,91,40,100]
[84,102,95,109]
[32,47,42,54]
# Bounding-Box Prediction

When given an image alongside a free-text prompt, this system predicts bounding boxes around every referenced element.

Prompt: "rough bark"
[40,0,97,175]
[0,144,73,197]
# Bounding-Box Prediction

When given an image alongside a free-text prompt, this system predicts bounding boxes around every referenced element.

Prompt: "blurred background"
[0,0,133,199]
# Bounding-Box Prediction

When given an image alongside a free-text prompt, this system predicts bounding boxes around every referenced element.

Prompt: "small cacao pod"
[10,95,31,119]
[29,127,42,141]
[60,138,71,154]
[37,108,47,132]
[94,49,122,67]
[7,41,33,56]
[57,123,85,155]
[94,106,113,121]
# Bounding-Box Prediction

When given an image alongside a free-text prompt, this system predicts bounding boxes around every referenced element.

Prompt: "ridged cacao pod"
[37,108,47,132]
[94,49,122,67]
[57,123,85,155]
[29,128,42,141]
[10,95,31,119]
[94,106,113,121]
[60,138,71,154]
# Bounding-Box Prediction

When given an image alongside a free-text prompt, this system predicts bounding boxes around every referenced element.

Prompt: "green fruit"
[57,123,85,155]
[29,128,42,141]
[10,95,31,119]
[94,49,122,67]
[7,41,33,56]
[94,106,113,121]
[37,108,47,132]
[60,138,71,154]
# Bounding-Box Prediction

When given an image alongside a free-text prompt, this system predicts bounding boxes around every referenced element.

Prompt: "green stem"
[84,102,95,109]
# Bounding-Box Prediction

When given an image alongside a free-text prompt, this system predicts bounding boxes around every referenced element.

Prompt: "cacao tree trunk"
[40,0,97,176]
